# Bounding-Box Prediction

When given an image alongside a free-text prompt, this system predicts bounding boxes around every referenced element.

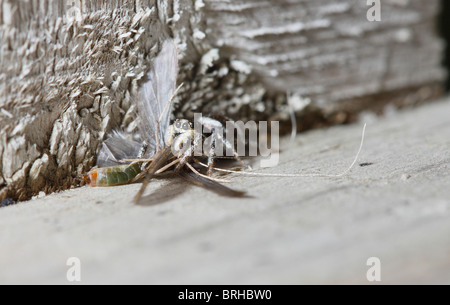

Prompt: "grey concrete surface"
[1,98,449,284]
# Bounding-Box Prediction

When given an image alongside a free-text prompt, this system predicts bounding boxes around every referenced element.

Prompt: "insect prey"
[83,39,247,202]
[83,39,368,203]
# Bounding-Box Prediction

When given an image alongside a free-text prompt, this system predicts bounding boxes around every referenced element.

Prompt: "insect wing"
[137,39,178,153]
[178,167,247,198]
[97,131,143,167]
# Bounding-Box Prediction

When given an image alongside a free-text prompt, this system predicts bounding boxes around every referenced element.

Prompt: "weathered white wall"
[0,0,446,202]
[205,0,445,105]
[0,0,210,201]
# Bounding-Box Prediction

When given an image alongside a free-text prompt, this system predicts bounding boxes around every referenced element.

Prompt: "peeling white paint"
[230,60,252,75]
[288,94,311,112]
[193,29,206,40]
[2,136,39,180]
[195,0,205,11]
[0,108,13,118]
[240,19,331,39]
[29,154,50,182]
[199,48,219,74]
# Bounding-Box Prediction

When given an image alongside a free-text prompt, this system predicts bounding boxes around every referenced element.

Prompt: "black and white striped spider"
[166,116,246,176]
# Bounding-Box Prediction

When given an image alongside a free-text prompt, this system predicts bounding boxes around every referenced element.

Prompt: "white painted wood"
[0,0,446,202]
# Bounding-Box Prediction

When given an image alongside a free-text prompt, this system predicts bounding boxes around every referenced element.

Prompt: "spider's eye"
[175,121,181,128]
[182,123,189,130]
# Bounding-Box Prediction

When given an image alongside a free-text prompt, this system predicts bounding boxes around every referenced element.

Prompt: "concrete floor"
[1,98,449,284]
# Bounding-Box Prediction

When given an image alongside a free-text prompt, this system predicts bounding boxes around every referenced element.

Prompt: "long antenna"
[198,123,367,178]
[155,83,184,152]
[158,83,184,124]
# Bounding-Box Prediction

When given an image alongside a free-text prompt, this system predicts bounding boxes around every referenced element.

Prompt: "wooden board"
[0,0,446,201]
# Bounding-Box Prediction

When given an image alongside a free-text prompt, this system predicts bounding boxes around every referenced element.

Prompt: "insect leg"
[155,158,180,174]
[215,132,249,169]
[133,146,173,203]
[206,132,217,176]
[184,162,230,183]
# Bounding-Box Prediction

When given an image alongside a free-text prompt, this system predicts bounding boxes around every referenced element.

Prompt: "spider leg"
[172,131,197,172]
[184,162,230,183]
[206,133,217,176]
[215,131,249,170]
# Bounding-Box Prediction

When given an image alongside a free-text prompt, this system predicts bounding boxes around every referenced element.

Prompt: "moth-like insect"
[83,39,367,203]
[83,39,247,202]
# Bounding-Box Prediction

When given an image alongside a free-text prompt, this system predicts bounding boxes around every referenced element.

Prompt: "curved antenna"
[198,124,367,178]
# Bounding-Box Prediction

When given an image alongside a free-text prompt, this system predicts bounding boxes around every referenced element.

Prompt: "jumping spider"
[166,116,246,176]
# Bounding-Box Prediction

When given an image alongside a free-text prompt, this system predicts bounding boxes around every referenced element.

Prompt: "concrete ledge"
[1,98,449,284]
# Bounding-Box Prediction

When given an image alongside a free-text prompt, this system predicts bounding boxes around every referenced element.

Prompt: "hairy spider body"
[168,117,246,175]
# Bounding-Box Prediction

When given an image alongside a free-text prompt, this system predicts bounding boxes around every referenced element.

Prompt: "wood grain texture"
[0,0,446,202]
[0,0,208,201]
[204,0,445,104]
